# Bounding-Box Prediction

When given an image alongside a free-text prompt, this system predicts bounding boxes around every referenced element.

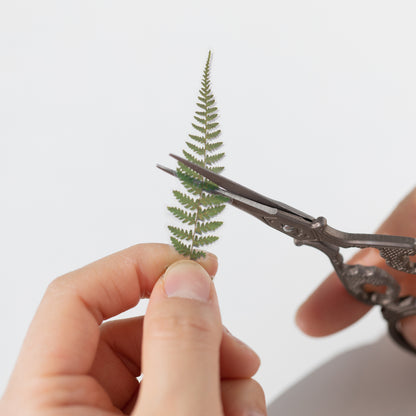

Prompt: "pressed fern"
[167,51,226,260]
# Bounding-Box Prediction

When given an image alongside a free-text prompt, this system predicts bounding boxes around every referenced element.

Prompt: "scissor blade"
[158,162,278,216]
[169,154,314,221]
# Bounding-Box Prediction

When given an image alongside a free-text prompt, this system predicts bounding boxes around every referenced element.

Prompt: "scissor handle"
[336,261,416,354]
[378,247,416,274]
[308,217,416,274]
[382,296,416,354]
[297,235,416,354]
[337,263,401,306]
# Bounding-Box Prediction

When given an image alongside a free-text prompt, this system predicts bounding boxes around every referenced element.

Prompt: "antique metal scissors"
[158,154,416,353]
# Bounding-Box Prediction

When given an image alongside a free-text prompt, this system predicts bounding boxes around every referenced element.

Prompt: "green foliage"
[168,51,226,260]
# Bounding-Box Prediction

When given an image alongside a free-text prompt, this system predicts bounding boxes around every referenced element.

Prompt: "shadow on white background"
[268,335,416,416]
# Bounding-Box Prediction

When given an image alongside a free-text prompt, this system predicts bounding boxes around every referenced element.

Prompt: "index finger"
[12,243,218,379]
[296,188,416,337]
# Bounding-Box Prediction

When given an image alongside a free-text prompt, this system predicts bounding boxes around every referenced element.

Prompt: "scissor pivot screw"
[311,216,327,230]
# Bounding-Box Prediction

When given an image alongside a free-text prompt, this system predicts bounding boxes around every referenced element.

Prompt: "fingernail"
[164,260,211,302]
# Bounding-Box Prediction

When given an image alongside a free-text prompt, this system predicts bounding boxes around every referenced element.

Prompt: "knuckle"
[247,379,266,402]
[46,274,77,298]
[46,275,70,294]
[146,308,219,347]
[221,379,267,416]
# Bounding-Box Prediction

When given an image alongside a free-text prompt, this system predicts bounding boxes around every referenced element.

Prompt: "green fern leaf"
[170,236,192,257]
[195,221,223,233]
[206,130,221,140]
[200,194,228,206]
[167,207,196,224]
[191,123,206,134]
[206,122,219,130]
[185,142,205,156]
[207,114,218,121]
[167,50,226,260]
[197,205,225,221]
[188,134,205,144]
[210,166,224,174]
[193,235,219,247]
[206,152,225,165]
[182,150,204,167]
[177,162,202,179]
[172,190,198,209]
[191,250,206,260]
[168,226,193,241]
[193,116,205,124]
[206,141,223,152]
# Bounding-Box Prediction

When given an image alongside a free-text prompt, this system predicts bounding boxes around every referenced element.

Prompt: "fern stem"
[189,54,210,260]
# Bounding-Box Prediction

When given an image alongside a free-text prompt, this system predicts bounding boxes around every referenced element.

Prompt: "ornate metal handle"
[291,216,416,353]
[382,296,416,354]
[297,238,416,354]
[336,262,416,354]
[379,247,416,274]
[338,264,400,306]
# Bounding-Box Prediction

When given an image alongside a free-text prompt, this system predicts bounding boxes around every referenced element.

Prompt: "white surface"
[1,0,416,411]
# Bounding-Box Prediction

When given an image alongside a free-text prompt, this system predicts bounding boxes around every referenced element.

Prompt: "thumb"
[134,259,223,416]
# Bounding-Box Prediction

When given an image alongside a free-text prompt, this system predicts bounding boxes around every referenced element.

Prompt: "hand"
[296,188,416,348]
[0,243,265,415]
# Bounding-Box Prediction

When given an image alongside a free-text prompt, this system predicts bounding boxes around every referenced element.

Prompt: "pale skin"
[0,244,265,416]
[1,189,416,415]
[296,187,416,347]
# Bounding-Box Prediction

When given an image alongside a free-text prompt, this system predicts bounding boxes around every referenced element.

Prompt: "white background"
[1,1,416,413]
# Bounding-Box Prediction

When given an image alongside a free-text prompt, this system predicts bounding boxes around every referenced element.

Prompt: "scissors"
[158,154,416,353]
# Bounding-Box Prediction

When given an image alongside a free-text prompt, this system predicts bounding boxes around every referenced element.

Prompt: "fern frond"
[195,221,223,233]
[170,236,192,257]
[206,130,221,139]
[200,194,228,206]
[197,205,225,221]
[168,226,193,241]
[177,162,201,180]
[193,116,205,124]
[185,141,205,156]
[206,122,219,130]
[193,235,219,247]
[188,134,205,144]
[167,207,196,224]
[210,166,224,174]
[206,141,223,152]
[205,152,225,165]
[191,250,206,260]
[167,50,226,260]
[182,150,203,166]
[191,123,206,134]
[172,190,198,209]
